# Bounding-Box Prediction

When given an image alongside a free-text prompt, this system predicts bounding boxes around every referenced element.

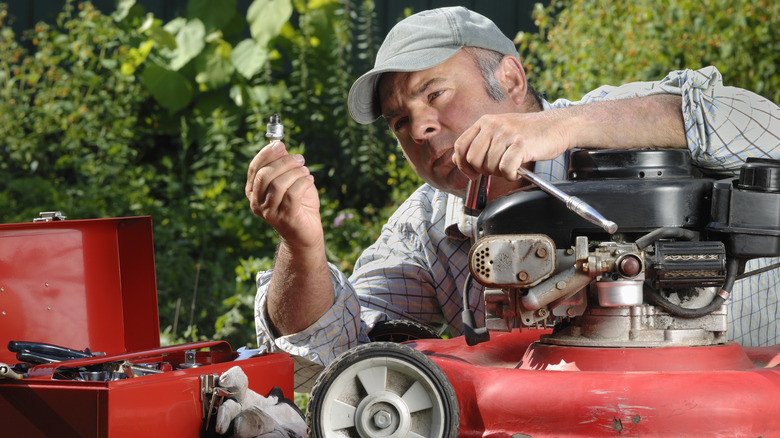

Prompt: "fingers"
[246,142,305,210]
[249,156,313,219]
[216,399,242,435]
[454,115,525,181]
[234,405,277,438]
[453,124,480,179]
[245,141,321,245]
[245,141,287,197]
[257,168,315,224]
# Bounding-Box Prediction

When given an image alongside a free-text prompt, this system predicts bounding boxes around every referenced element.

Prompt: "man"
[245,7,780,391]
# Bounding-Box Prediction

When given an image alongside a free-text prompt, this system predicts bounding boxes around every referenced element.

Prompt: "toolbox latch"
[202,371,238,431]
[33,211,67,222]
[200,372,238,430]
[200,373,219,420]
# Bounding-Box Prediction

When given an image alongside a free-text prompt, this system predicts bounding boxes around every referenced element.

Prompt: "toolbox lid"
[0,216,160,364]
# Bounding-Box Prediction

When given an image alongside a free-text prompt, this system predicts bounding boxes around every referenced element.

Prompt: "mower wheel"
[368,319,441,342]
[306,342,459,438]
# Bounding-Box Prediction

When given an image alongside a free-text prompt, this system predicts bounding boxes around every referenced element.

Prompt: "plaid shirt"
[255,66,780,391]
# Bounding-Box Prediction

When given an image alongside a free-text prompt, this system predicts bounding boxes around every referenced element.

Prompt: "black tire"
[306,342,459,438]
[367,319,441,343]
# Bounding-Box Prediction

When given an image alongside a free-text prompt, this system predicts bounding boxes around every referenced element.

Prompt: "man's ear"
[497,55,529,107]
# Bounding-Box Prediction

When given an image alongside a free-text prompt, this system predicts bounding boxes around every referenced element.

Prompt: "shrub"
[519,0,779,103]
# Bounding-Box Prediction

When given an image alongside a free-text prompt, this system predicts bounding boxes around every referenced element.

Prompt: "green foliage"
[0,2,153,222]
[519,0,779,103]
[110,0,420,349]
[0,0,418,352]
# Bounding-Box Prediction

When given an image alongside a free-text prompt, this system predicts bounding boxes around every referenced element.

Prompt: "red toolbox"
[0,216,293,437]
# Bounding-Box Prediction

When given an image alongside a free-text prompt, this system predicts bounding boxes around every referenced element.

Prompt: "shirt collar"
[444,194,471,241]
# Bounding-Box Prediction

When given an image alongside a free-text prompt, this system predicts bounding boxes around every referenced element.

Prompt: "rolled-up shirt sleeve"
[254,263,368,392]
[665,67,778,171]
[551,66,780,173]
[253,185,466,392]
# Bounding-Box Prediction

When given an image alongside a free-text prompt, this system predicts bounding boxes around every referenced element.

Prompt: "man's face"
[378,50,518,197]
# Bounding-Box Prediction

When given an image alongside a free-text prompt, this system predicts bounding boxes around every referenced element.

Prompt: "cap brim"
[348,46,460,124]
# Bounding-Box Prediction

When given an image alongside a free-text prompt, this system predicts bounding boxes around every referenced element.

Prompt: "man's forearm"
[566,94,686,150]
[267,239,334,336]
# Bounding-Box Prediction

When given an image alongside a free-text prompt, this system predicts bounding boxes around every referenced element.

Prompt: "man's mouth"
[432,149,454,172]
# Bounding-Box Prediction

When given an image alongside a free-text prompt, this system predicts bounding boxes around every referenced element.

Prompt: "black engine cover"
[477,150,715,248]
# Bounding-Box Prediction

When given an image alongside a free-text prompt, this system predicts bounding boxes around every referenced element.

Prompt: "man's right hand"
[245,140,334,336]
[245,140,323,248]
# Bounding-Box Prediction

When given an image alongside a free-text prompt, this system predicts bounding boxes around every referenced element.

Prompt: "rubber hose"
[635,227,699,250]
[461,274,489,346]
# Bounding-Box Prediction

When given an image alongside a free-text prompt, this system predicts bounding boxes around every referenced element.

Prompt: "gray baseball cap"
[347,6,519,125]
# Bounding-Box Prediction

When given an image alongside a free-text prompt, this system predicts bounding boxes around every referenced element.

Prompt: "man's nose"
[410,110,439,144]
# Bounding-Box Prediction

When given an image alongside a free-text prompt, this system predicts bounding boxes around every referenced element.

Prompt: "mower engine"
[467,150,780,348]
[306,149,780,438]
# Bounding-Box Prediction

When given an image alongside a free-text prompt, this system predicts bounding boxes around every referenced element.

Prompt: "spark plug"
[266,113,284,144]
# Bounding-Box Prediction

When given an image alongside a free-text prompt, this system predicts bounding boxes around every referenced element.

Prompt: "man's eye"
[429,90,444,101]
[394,117,408,131]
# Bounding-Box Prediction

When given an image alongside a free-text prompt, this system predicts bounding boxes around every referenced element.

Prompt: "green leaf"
[229,84,246,106]
[140,64,194,113]
[187,0,237,33]
[140,14,177,50]
[113,0,136,21]
[246,85,271,105]
[170,19,206,70]
[247,0,293,46]
[164,17,187,35]
[231,38,269,79]
[194,41,235,90]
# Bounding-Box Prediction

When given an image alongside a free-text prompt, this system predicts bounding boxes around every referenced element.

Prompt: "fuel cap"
[738,158,780,192]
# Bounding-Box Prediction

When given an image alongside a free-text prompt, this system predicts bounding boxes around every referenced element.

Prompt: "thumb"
[215,399,242,435]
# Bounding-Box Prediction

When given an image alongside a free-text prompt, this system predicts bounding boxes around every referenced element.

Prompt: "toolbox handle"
[27,340,233,378]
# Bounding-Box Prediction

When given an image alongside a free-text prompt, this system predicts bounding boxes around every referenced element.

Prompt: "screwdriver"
[516,166,618,234]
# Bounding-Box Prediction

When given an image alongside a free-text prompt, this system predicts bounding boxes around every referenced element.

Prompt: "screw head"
[373,410,392,429]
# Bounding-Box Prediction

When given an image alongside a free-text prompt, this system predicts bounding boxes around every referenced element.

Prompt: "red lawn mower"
[307,150,780,437]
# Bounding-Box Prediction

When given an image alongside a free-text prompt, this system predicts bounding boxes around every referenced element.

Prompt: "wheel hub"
[355,392,410,437]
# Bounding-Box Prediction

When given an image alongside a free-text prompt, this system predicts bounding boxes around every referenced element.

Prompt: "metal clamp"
[200,373,220,424]
[34,211,67,222]
[200,373,236,429]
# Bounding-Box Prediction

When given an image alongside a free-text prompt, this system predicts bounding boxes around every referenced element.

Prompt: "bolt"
[373,410,392,429]
[517,271,529,282]
[566,308,577,317]
[536,247,548,258]
[556,281,567,290]
[536,308,549,318]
